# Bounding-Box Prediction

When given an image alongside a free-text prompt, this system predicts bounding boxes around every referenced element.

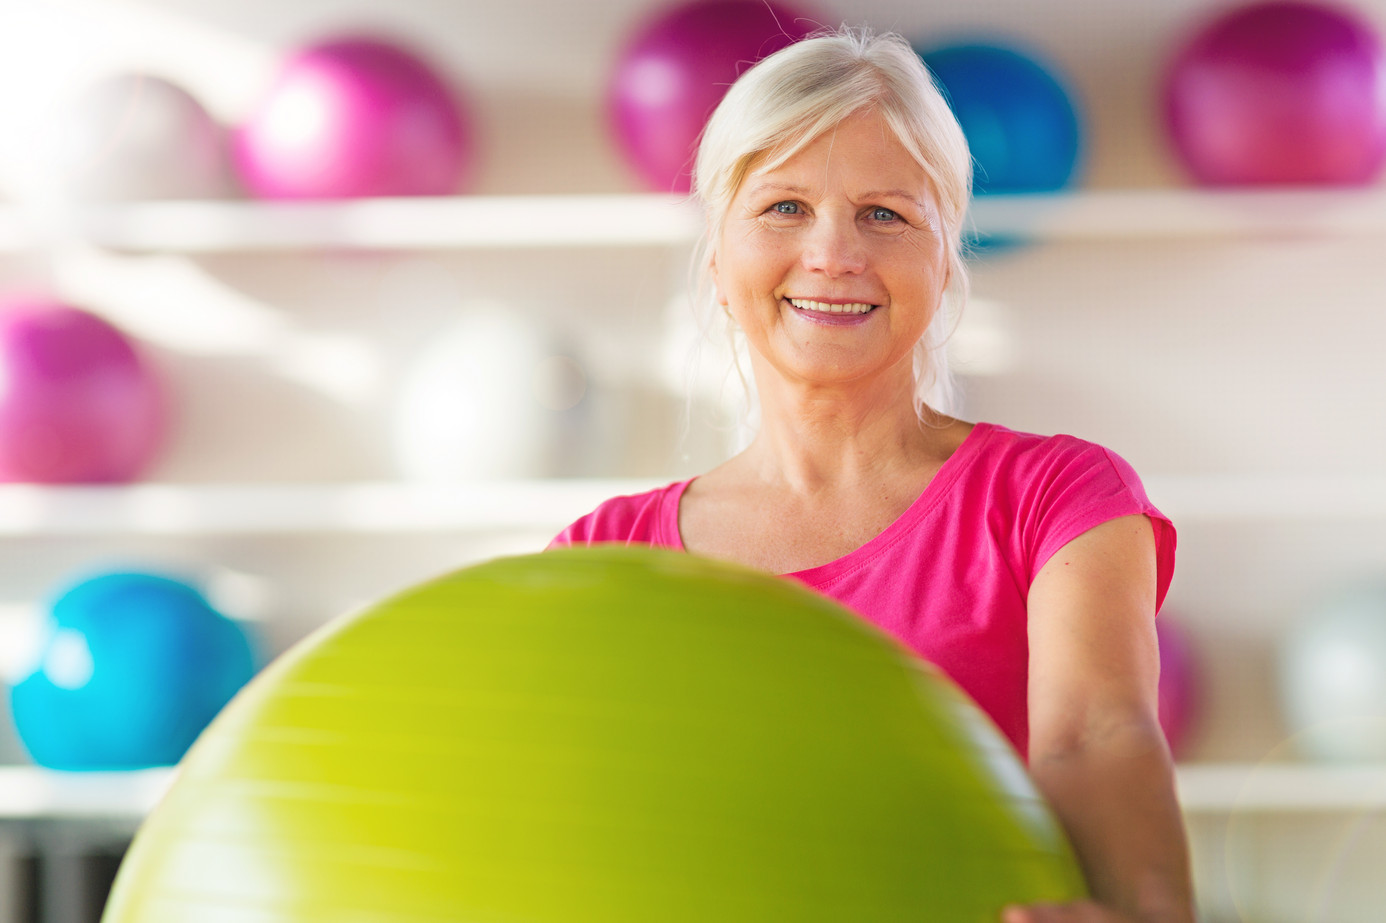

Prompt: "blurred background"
[1,0,1386,920]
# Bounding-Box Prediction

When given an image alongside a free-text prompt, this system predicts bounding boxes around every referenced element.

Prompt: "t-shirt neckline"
[663,421,997,582]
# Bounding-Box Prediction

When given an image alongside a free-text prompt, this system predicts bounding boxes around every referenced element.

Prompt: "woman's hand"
[1002,899,1139,922]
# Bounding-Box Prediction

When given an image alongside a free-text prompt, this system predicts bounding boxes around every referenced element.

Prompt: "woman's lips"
[784,297,879,324]
[787,297,876,315]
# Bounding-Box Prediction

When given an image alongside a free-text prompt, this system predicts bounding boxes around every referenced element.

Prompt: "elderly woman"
[554,27,1194,923]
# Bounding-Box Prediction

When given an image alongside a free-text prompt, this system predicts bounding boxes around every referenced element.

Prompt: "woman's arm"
[1004,514,1196,923]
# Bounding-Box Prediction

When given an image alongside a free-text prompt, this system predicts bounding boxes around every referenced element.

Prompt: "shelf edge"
[1177,762,1386,813]
[0,479,665,536]
[2,762,1384,819]
[2,187,1384,253]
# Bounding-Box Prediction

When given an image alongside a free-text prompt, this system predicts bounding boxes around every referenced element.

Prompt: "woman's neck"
[736,372,962,495]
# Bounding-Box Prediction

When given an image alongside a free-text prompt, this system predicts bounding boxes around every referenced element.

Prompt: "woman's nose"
[800,216,867,277]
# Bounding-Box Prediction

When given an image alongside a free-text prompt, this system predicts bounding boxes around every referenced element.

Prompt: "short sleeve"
[547,480,690,551]
[1024,439,1176,612]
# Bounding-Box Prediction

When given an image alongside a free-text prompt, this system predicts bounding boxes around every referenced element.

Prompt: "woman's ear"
[709,248,728,307]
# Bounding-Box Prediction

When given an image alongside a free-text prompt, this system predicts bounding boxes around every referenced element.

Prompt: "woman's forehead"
[739,122,931,200]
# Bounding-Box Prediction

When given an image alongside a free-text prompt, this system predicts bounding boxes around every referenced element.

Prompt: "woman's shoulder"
[549,479,692,548]
[972,421,1101,452]
[965,422,1149,492]
[967,422,1175,607]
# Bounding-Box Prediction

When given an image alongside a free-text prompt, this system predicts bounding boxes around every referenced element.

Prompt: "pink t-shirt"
[550,422,1175,758]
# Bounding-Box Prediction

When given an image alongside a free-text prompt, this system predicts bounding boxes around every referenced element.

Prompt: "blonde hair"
[690,26,972,420]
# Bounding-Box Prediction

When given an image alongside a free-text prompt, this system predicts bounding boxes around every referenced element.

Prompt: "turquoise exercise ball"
[10,571,258,770]
[1279,579,1386,761]
[916,41,1084,195]
[102,546,1085,922]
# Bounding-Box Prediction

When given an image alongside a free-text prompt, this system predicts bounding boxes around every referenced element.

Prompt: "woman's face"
[713,110,950,396]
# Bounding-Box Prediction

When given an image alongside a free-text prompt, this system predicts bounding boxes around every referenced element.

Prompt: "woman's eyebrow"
[857,188,927,205]
[743,180,814,198]
[742,181,926,208]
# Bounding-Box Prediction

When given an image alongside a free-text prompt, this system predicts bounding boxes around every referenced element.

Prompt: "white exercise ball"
[42,72,233,202]
[392,310,583,480]
[1278,579,1386,762]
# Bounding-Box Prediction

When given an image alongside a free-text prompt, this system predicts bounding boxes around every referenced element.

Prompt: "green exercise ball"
[102,546,1085,922]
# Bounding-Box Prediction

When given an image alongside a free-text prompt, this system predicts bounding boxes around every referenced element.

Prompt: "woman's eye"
[771,201,800,215]
[871,207,899,222]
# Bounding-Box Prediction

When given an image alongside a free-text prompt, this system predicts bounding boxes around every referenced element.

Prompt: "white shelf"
[1144,474,1386,521]
[0,194,702,252]
[1,187,1384,253]
[966,186,1386,241]
[0,479,662,537]
[0,763,1379,820]
[1177,762,1386,814]
[0,475,1379,538]
[0,767,174,820]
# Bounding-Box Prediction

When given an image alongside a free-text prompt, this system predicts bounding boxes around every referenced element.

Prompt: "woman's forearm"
[1029,722,1196,923]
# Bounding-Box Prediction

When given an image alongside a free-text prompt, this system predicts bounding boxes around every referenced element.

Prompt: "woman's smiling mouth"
[786,297,878,315]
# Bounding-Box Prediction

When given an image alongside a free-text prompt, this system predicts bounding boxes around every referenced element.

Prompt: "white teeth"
[788,298,875,315]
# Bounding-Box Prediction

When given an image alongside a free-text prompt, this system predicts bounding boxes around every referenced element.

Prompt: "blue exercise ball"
[1278,579,1386,762]
[9,571,258,770]
[917,41,1084,195]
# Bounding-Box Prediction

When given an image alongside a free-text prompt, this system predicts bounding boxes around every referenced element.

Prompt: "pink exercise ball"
[233,36,475,199]
[1163,1,1386,185]
[0,298,167,483]
[1156,617,1201,759]
[607,0,818,193]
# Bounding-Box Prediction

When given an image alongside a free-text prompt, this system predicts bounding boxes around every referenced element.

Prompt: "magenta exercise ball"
[1162,1,1386,185]
[607,0,817,193]
[1157,617,1201,759]
[233,36,475,199]
[0,298,166,483]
